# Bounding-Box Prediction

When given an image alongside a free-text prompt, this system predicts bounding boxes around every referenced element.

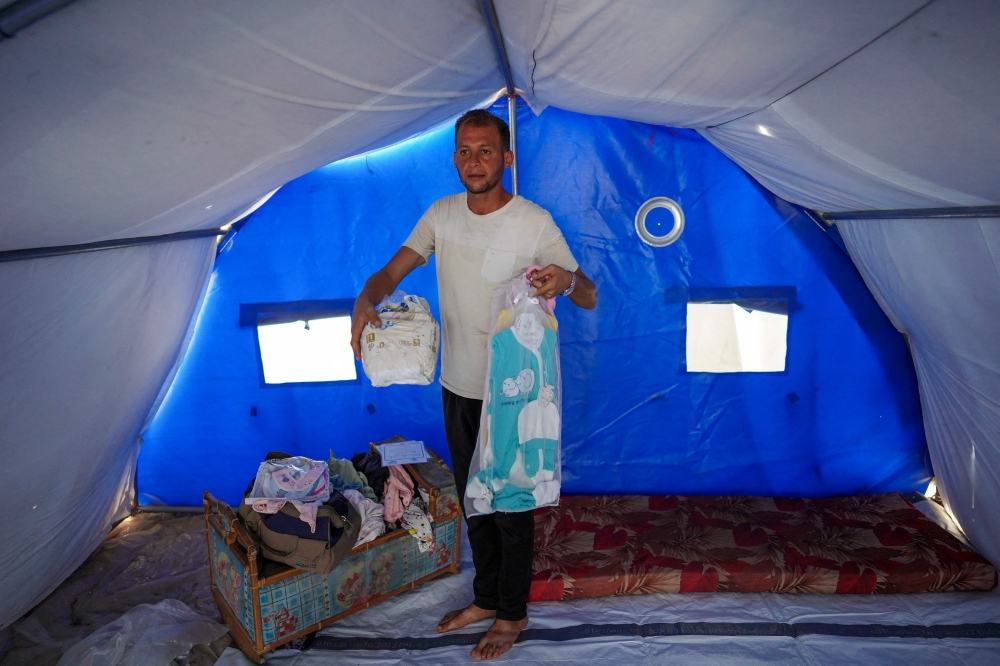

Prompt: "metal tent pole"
[136,505,204,514]
[479,0,519,195]
[479,0,515,95]
[0,227,227,264]
[820,205,1000,222]
[0,188,278,263]
[507,95,519,196]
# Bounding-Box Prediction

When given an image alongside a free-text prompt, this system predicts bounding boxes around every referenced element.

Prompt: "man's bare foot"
[437,603,496,633]
[471,617,528,660]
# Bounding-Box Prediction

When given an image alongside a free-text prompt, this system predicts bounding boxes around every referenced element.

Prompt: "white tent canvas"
[1,0,998,660]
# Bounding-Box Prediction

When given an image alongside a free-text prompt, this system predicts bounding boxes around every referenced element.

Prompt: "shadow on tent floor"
[214,516,1000,666]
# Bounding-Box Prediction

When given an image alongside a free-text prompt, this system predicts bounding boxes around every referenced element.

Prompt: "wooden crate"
[203,440,461,663]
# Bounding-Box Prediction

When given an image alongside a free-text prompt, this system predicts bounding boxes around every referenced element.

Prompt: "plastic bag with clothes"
[465,270,562,516]
[245,457,330,504]
[55,599,228,666]
[243,456,331,532]
[361,291,439,387]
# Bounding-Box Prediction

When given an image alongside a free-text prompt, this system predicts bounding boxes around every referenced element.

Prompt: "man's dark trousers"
[442,387,534,621]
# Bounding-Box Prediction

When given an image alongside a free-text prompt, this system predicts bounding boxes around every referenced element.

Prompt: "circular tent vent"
[635,197,684,247]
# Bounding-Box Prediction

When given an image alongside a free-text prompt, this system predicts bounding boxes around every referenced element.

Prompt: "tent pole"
[1,188,276,263]
[479,0,519,195]
[508,94,518,196]
[0,227,226,264]
[135,505,204,514]
[478,0,515,96]
[821,205,1000,222]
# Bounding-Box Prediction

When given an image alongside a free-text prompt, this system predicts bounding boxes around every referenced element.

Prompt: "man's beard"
[461,167,504,194]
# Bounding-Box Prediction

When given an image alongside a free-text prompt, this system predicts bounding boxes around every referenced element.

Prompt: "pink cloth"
[383,465,414,522]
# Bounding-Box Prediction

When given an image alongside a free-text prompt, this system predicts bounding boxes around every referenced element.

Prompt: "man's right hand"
[349,247,426,361]
[350,297,382,361]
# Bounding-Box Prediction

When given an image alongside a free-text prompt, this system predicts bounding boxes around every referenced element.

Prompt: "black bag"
[238,453,361,573]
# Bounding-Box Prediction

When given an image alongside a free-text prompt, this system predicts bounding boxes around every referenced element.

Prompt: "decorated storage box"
[203,440,461,663]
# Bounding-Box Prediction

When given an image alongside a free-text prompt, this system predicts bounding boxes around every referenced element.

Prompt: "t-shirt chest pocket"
[481,248,517,283]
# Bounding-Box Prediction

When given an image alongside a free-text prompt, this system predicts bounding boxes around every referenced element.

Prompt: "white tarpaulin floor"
[0,513,230,666]
[218,508,1000,666]
[5,509,999,666]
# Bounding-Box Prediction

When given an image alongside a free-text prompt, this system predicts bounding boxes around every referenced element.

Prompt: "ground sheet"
[6,497,1000,666]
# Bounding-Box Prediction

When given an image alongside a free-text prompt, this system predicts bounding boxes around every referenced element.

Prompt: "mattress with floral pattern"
[530,493,997,601]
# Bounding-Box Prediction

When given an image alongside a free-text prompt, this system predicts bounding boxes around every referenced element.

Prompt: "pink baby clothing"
[382,465,414,522]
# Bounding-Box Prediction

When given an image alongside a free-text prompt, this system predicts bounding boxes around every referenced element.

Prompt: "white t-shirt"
[403,193,578,399]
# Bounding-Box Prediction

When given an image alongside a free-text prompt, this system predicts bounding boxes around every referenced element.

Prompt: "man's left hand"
[529,264,573,299]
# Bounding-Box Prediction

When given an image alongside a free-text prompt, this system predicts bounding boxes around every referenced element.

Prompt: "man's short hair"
[455,109,510,151]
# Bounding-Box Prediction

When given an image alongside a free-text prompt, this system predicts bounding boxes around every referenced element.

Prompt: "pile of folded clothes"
[237,448,438,574]
[238,455,359,574]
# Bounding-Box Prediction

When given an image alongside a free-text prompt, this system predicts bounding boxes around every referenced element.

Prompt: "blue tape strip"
[308,621,1000,652]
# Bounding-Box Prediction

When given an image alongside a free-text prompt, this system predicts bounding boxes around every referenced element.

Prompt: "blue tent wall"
[139,105,929,507]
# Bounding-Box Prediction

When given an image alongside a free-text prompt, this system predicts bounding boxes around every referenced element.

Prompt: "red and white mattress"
[530,493,997,601]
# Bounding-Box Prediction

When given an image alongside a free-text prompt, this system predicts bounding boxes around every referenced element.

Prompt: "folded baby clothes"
[464,270,564,517]
[343,489,386,546]
[468,312,560,513]
[487,318,559,486]
[382,465,414,523]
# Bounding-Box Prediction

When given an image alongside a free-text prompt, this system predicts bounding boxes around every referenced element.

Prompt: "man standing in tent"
[350,108,597,660]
